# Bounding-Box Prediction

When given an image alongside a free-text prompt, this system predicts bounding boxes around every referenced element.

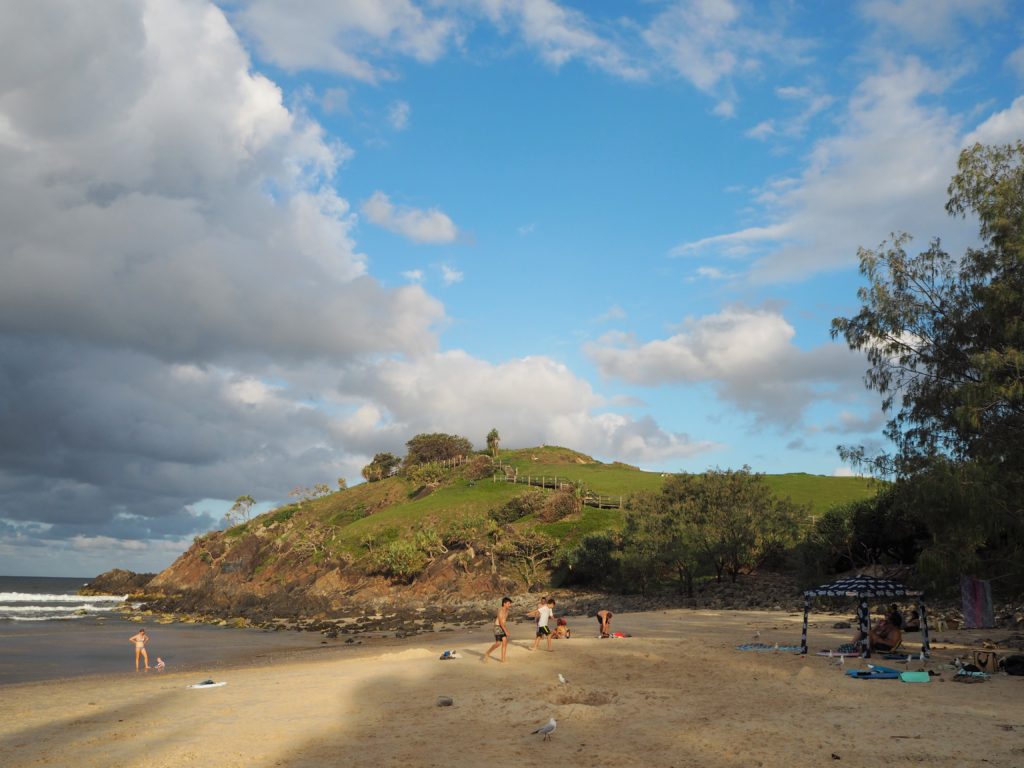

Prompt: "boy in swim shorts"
[483,597,513,663]
[530,598,556,652]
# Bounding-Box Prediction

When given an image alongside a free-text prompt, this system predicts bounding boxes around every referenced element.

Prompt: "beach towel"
[846,668,900,679]
[900,671,930,683]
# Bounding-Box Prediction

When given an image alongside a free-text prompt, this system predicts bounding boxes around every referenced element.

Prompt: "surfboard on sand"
[187,680,227,689]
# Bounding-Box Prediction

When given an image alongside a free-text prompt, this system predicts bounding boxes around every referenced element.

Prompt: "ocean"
[0,575,126,622]
[0,575,361,685]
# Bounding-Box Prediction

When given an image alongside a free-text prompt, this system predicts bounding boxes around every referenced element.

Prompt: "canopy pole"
[859,599,871,658]
[918,597,931,657]
[800,596,811,654]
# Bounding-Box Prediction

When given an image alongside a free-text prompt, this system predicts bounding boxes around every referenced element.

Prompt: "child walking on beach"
[129,628,150,671]
[529,598,556,652]
[482,597,513,663]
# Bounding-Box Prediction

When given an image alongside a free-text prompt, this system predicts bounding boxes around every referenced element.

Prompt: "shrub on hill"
[539,487,579,522]
[489,489,545,525]
[361,452,401,482]
[404,433,473,467]
[367,539,429,583]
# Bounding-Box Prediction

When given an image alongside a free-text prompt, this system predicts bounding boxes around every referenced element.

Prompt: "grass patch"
[764,473,882,516]
[534,506,625,541]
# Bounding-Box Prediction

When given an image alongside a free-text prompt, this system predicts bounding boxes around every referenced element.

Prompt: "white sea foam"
[0,590,127,622]
[0,592,126,603]
[2,603,122,614]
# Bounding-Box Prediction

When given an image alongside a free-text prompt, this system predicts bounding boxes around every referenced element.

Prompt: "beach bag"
[1002,655,1024,676]
[972,650,1000,674]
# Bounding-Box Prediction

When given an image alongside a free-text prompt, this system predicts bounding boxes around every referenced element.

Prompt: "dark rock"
[81,569,155,595]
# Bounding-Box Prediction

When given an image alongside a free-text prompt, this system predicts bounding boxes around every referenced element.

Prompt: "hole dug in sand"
[550,690,616,706]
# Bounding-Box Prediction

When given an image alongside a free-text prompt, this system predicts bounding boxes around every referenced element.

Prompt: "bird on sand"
[753,629,761,641]
[558,673,568,685]
[532,718,557,741]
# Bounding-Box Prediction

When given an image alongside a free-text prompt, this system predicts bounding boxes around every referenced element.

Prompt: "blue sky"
[1,0,1022,576]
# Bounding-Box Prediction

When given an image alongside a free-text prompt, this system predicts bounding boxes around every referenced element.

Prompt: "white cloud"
[694,266,735,280]
[362,191,459,243]
[598,304,627,322]
[585,306,866,427]
[643,0,741,93]
[388,99,411,130]
[746,120,775,140]
[402,269,425,282]
[321,87,350,114]
[964,95,1024,146]
[673,59,977,282]
[441,264,464,284]
[232,0,457,83]
[0,0,451,571]
[0,0,444,363]
[335,350,718,463]
[478,0,647,80]
[642,0,812,110]
[1008,46,1024,79]
[858,0,1006,45]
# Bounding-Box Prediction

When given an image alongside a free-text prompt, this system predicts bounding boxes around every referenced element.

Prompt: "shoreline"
[4,608,1024,768]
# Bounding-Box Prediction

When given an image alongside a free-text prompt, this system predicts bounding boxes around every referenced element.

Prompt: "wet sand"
[0,617,360,685]
[3,608,1023,768]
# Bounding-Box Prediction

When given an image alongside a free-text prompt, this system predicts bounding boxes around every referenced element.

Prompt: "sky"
[1,0,1022,577]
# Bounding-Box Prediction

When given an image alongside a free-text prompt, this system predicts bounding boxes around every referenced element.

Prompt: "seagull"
[532,717,557,741]
[753,630,761,641]
[558,673,568,685]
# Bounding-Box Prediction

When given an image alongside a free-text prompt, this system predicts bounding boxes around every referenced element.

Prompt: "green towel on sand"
[900,671,930,683]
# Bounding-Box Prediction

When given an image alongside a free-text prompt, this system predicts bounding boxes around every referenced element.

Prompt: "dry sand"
[3,608,1023,768]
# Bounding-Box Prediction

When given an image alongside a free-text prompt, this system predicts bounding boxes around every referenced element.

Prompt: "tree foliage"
[493,528,557,589]
[404,433,473,467]
[663,468,804,583]
[832,141,1024,475]
[361,452,401,482]
[486,428,500,457]
[228,494,255,524]
[831,141,1024,591]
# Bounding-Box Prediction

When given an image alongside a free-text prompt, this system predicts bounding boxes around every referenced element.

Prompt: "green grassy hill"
[155,445,884,611]
[238,446,880,560]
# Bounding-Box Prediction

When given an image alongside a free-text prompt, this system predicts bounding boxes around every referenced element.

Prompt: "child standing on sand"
[529,598,556,652]
[482,597,513,663]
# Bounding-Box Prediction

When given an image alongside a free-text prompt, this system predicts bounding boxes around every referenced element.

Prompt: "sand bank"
[3,608,1022,768]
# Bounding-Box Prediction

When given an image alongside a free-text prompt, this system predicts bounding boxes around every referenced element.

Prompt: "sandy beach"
[3,608,1023,768]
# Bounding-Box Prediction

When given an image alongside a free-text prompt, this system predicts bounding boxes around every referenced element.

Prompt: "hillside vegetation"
[144,444,879,622]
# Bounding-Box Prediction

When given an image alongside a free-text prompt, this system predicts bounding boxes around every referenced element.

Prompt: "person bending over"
[129,628,150,670]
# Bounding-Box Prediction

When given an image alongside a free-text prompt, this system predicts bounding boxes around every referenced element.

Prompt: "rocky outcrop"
[81,568,155,595]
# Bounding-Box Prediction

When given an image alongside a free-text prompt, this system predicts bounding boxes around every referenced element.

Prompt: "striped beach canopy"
[799,575,929,657]
[804,575,923,599]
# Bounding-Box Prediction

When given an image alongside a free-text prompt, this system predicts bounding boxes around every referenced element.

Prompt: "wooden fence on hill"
[490,470,623,510]
[431,454,624,509]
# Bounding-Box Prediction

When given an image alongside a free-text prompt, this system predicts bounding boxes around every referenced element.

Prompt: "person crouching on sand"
[154,657,166,670]
[129,628,150,670]
[483,597,513,663]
